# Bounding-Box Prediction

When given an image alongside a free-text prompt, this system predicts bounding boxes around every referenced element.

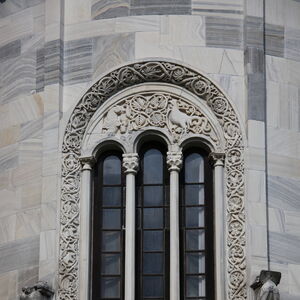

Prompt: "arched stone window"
[59,61,246,300]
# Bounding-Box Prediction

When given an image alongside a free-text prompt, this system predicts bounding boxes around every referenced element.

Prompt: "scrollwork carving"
[59,61,246,300]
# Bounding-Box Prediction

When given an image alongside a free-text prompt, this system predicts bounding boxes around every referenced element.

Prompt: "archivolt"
[59,61,246,300]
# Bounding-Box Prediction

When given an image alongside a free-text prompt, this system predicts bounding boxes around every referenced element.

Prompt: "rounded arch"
[59,60,246,300]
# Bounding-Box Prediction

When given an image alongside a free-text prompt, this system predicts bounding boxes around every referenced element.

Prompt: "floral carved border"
[59,61,246,299]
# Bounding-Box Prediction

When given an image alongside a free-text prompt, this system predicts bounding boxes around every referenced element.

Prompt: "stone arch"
[59,61,246,300]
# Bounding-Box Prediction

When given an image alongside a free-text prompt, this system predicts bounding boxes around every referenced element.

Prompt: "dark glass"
[143,231,164,251]
[186,276,206,297]
[101,231,120,252]
[143,208,163,229]
[103,187,122,206]
[101,254,120,275]
[100,277,120,298]
[186,253,205,274]
[143,253,164,274]
[185,207,205,228]
[185,185,204,205]
[144,186,163,206]
[103,155,121,185]
[102,209,121,229]
[186,229,205,250]
[185,153,204,183]
[143,276,163,297]
[143,149,163,184]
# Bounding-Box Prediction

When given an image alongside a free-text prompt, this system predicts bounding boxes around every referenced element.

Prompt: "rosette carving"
[59,61,246,300]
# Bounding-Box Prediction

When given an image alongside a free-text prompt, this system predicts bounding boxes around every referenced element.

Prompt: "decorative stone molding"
[20,281,54,300]
[79,156,95,171]
[122,153,139,174]
[59,61,246,300]
[167,151,183,172]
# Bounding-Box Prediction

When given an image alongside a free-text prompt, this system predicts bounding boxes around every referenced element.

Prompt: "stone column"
[209,152,225,300]
[122,153,139,300]
[79,156,95,300]
[167,151,183,300]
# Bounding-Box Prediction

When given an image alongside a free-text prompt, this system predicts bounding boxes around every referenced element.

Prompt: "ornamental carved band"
[59,61,245,300]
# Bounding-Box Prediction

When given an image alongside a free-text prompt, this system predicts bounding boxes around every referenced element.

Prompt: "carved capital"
[122,153,139,174]
[167,151,183,172]
[79,156,96,171]
[209,152,225,167]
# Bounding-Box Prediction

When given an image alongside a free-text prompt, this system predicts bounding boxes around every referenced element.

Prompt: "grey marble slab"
[0,0,44,18]
[92,0,129,20]
[36,48,45,92]
[205,16,243,49]
[246,47,264,74]
[0,52,36,104]
[285,27,300,62]
[44,40,62,86]
[245,16,263,49]
[20,118,43,141]
[0,40,21,63]
[17,266,39,296]
[265,23,284,57]
[92,33,135,80]
[269,175,300,211]
[0,235,39,274]
[270,231,300,264]
[63,38,93,86]
[0,144,18,171]
[130,0,191,15]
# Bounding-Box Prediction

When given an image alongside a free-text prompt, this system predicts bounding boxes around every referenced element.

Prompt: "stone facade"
[0,0,299,299]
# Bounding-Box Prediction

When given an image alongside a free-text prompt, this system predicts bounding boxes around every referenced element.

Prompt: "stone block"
[266,23,284,57]
[285,27,300,62]
[92,0,129,20]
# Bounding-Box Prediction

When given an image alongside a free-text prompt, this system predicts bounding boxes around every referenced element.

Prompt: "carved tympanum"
[101,92,218,144]
[59,61,245,300]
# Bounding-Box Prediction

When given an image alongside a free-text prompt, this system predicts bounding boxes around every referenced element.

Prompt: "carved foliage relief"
[59,61,245,300]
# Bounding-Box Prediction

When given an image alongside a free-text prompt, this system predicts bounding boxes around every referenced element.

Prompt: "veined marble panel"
[41,202,57,231]
[192,0,243,18]
[265,0,285,26]
[265,23,284,57]
[0,270,17,300]
[288,264,300,295]
[36,48,45,92]
[266,55,288,83]
[285,210,300,235]
[63,38,93,85]
[42,149,59,176]
[92,0,129,20]
[269,175,300,211]
[17,266,39,297]
[0,144,18,171]
[64,0,91,24]
[0,0,44,18]
[268,207,285,233]
[19,118,43,141]
[19,138,42,164]
[245,16,263,49]
[41,175,58,204]
[205,16,243,49]
[115,15,160,33]
[0,235,39,274]
[44,39,62,86]
[246,170,266,203]
[0,214,16,245]
[20,181,42,209]
[270,231,300,264]
[0,52,36,104]
[0,189,19,218]
[130,0,191,15]
[248,120,265,148]
[0,126,20,148]
[285,27,300,62]
[246,0,263,17]
[285,0,300,28]
[15,207,41,239]
[0,40,21,63]
[92,33,134,80]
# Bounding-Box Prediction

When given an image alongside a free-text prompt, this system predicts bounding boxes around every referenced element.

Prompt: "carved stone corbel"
[20,281,54,300]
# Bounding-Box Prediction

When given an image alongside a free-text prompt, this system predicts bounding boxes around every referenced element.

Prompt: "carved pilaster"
[79,156,96,171]
[167,151,183,172]
[209,152,225,167]
[122,153,139,174]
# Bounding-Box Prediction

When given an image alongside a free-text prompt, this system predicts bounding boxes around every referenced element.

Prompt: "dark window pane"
[143,208,163,229]
[143,149,163,184]
[186,253,205,274]
[102,187,121,206]
[101,254,120,275]
[143,231,163,251]
[186,207,205,228]
[102,209,121,229]
[144,186,164,206]
[101,231,120,251]
[186,275,206,297]
[185,185,204,205]
[185,153,204,183]
[143,276,163,297]
[143,253,164,274]
[103,155,121,185]
[186,230,205,250]
[100,277,120,298]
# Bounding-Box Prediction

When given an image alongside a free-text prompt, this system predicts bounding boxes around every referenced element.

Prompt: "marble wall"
[0,0,299,299]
